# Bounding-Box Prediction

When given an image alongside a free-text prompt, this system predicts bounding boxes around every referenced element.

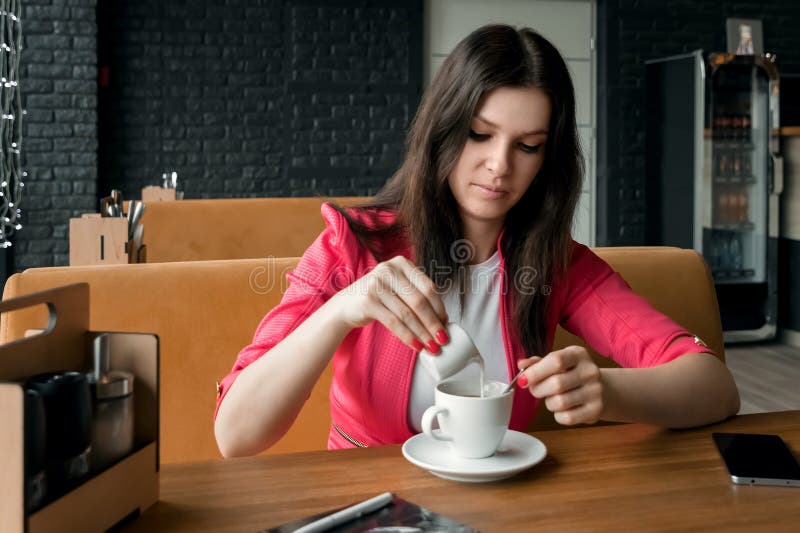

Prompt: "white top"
[407,251,508,432]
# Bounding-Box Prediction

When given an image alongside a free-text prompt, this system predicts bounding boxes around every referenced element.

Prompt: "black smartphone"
[713,432,800,487]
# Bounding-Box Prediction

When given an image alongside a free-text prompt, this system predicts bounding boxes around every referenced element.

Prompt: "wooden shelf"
[0,285,159,533]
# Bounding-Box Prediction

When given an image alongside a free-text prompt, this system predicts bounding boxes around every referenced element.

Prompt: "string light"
[0,0,23,248]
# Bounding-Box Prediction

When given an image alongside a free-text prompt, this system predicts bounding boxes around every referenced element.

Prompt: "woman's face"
[447,85,551,230]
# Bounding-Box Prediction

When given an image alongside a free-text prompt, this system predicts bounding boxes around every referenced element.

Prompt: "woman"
[214,25,739,457]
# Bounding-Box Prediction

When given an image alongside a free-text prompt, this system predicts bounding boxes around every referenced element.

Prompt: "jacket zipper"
[332,423,367,448]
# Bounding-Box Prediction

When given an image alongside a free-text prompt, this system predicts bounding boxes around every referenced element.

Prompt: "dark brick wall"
[597,0,800,245]
[98,0,420,200]
[18,0,97,270]
[13,0,420,273]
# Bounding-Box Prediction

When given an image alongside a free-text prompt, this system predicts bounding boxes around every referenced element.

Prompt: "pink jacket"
[216,203,714,449]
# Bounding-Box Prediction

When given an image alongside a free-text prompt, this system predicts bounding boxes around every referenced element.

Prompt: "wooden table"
[123,411,800,532]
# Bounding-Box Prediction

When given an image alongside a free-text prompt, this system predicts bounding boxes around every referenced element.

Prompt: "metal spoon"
[132,223,144,263]
[127,200,137,236]
[131,201,146,227]
[110,190,123,216]
[503,368,527,395]
[100,196,112,217]
[127,201,146,240]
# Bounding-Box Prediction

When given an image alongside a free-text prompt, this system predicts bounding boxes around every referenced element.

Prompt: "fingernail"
[435,329,449,344]
[426,340,441,354]
[412,339,424,352]
[517,375,529,388]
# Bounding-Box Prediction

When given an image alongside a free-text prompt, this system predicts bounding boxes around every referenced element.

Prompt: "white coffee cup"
[421,380,513,459]
[418,323,481,381]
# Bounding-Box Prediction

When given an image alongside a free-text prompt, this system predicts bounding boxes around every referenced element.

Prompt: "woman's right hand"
[331,255,449,353]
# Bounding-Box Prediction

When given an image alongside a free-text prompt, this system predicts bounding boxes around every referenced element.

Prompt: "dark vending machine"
[645,51,783,342]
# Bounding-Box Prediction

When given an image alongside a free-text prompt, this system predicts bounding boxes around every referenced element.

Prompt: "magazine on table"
[262,493,478,532]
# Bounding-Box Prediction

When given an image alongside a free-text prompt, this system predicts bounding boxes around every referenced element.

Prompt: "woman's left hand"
[516,346,603,426]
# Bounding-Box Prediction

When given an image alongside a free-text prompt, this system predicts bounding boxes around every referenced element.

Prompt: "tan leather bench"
[0,247,724,464]
[139,197,367,262]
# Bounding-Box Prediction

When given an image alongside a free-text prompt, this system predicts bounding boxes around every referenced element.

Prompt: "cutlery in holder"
[69,198,147,266]
[141,171,184,202]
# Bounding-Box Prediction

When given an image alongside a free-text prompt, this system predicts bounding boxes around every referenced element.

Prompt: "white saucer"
[402,430,547,483]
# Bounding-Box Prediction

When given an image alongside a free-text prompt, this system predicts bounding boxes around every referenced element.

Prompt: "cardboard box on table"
[0,283,159,533]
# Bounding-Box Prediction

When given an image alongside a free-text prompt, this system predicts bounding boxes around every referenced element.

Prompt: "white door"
[424,0,596,245]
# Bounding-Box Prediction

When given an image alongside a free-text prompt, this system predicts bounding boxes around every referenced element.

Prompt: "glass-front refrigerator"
[645,50,782,343]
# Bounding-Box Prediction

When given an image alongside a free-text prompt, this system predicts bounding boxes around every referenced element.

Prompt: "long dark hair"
[332,24,583,355]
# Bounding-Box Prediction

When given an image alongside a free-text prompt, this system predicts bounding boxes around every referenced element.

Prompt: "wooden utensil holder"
[141,186,177,203]
[69,215,129,266]
[0,283,159,533]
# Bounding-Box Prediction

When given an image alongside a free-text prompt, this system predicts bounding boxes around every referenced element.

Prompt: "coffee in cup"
[420,379,513,459]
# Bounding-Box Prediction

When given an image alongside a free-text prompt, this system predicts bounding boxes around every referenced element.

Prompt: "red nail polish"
[426,340,441,354]
[517,375,529,388]
[435,329,449,344]
[412,339,424,351]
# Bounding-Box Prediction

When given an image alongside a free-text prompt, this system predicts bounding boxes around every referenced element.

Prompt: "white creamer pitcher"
[418,322,482,381]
